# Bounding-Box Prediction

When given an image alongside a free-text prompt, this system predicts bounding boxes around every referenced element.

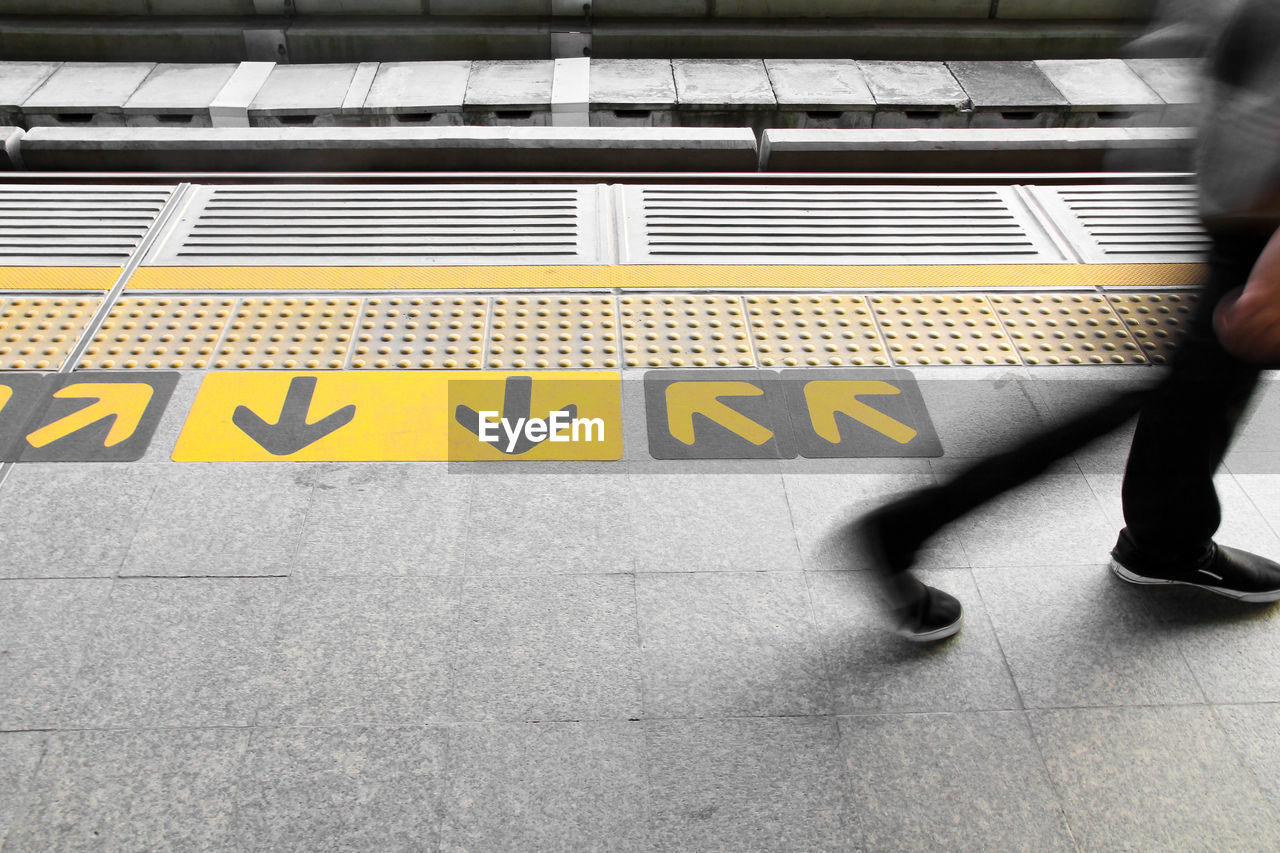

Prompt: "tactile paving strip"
[212,297,363,370]
[991,293,1146,365]
[0,296,101,370]
[80,297,237,370]
[487,296,620,370]
[620,294,757,368]
[747,294,890,367]
[1106,291,1199,365]
[350,296,487,370]
[871,294,1020,366]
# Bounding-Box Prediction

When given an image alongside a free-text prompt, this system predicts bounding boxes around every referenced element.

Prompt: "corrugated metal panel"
[618,185,1069,265]
[0,185,173,266]
[144,185,602,266]
[1028,184,1209,263]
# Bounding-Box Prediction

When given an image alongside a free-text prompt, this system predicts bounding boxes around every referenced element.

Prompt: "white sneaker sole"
[1110,559,1280,603]
[895,611,964,642]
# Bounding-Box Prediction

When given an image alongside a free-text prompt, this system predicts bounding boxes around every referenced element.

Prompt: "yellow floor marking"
[802,380,917,445]
[0,384,11,415]
[173,371,621,462]
[665,381,774,446]
[0,268,119,291]
[26,384,154,449]
[127,264,1206,292]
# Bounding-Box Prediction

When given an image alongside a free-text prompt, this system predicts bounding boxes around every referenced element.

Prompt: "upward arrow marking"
[803,380,918,445]
[26,383,154,449]
[666,381,774,446]
[232,376,356,456]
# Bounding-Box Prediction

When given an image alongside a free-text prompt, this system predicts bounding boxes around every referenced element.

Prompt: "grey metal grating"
[0,185,174,265]
[144,185,602,266]
[618,185,1069,264]
[1028,184,1209,263]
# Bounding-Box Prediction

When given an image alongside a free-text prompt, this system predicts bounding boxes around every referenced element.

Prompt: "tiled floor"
[3,371,1280,851]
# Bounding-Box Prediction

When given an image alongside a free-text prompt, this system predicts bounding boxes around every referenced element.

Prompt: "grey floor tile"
[636,572,831,718]
[809,569,1020,713]
[1030,705,1280,852]
[782,472,968,573]
[1216,703,1280,816]
[450,574,641,722]
[644,717,858,853]
[937,463,1116,567]
[1231,377,1280,456]
[59,578,282,728]
[260,577,459,726]
[1147,587,1280,704]
[1226,451,1280,476]
[137,371,201,464]
[915,373,1044,459]
[4,728,247,853]
[1232,473,1280,544]
[121,464,313,576]
[840,711,1074,853]
[0,464,158,578]
[975,564,1203,708]
[0,579,110,730]
[440,721,649,853]
[626,474,802,573]
[464,473,634,575]
[231,726,447,853]
[1021,373,1150,466]
[0,732,44,849]
[293,463,470,577]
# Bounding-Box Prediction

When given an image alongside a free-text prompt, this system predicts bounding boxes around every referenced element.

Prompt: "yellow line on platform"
[126,263,1206,292]
[0,267,120,291]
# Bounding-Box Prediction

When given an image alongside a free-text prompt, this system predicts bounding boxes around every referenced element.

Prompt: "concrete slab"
[440,722,649,853]
[716,0,988,14]
[0,126,21,169]
[672,58,775,109]
[0,61,59,123]
[589,58,676,109]
[859,60,970,128]
[231,726,447,851]
[22,62,154,126]
[463,59,554,111]
[1126,57,1204,125]
[765,59,875,129]
[209,61,274,128]
[0,579,111,730]
[1036,58,1165,126]
[362,60,469,124]
[249,63,359,125]
[7,729,248,852]
[123,63,238,127]
[450,574,642,721]
[948,60,1066,127]
[844,711,1076,852]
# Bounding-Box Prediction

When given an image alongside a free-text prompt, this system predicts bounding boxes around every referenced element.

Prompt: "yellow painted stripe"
[0,267,120,291]
[127,263,1206,292]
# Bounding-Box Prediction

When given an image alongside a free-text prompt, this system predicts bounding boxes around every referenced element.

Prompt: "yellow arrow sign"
[26,383,155,449]
[0,384,11,415]
[802,380,918,445]
[666,380,774,446]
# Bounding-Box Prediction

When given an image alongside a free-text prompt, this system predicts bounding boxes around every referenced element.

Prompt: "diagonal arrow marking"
[455,375,579,455]
[803,380,917,445]
[0,384,11,415]
[26,383,154,449]
[666,381,774,446]
[232,376,356,456]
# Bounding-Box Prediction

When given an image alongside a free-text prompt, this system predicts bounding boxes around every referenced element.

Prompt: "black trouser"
[894,228,1268,566]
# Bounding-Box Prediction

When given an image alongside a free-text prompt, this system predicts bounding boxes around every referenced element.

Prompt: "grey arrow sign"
[455,375,578,455]
[232,376,356,456]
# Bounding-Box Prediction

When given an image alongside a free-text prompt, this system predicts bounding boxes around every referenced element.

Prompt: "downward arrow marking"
[232,376,356,456]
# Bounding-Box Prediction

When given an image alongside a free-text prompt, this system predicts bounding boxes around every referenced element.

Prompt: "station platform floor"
[2,361,1280,852]
[3,177,1280,850]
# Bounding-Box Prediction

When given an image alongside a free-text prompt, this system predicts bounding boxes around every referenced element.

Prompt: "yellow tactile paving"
[350,296,487,370]
[0,296,101,370]
[125,263,1207,292]
[1107,291,1200,365]
[212,297,363,370]
[620,294,757,368]
[872,294,1021,366]
[991,293,1147,365]
[0,267,120,292]
[487,296,620,370]
[79,297,238,370]
[746,294,891,368]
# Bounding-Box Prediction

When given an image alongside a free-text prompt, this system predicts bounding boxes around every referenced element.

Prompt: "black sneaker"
[1110,528,1280,603]
[859,507,964,642]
